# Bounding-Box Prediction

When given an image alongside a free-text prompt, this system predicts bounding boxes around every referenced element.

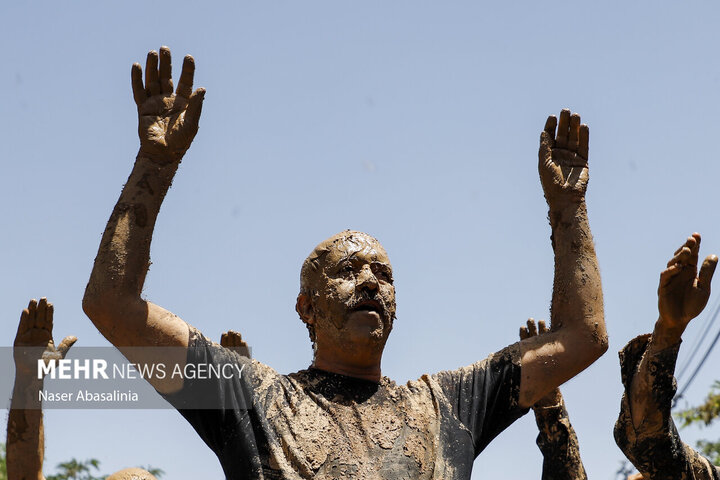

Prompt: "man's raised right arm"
[82,47,205,394]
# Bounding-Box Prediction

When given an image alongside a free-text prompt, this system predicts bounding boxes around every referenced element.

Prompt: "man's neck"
[311,354,382,383]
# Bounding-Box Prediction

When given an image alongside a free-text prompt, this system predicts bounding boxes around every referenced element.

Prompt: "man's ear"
[296,293,314,324]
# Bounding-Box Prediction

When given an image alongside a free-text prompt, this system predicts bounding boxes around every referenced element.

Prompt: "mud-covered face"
[309,232,396,352]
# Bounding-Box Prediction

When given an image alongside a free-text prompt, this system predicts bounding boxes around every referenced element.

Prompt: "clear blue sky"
[3,2,720,478]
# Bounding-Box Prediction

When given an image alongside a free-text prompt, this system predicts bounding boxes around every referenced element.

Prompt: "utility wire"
[674,298,720,407]
[676,294,720,383]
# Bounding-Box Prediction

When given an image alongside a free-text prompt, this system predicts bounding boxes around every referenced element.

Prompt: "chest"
[261,384,442,479]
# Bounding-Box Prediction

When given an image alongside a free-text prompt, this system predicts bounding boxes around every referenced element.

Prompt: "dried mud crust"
[264,368,439,478]
[172,328,528,479]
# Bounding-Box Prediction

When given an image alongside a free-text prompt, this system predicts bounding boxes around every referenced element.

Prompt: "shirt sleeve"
[431,342,529,456]
[533,397,588,480]
[614,334,720,480]
[160,327,264,474]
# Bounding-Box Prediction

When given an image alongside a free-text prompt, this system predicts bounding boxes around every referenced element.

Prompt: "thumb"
[698,255,718,293]
[57,335,78,358]
[185,88,206,130]
[538,131,553,163]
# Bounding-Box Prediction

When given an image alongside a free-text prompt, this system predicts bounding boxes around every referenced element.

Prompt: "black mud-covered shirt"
[163,328,529,479]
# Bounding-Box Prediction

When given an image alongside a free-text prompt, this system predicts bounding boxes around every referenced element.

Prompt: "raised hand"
[132,46,206,164]
[657,233,718,338]
[220,330,251,358]
[520,318,562,408]
[14,298,77,377]
[539,109,589,208]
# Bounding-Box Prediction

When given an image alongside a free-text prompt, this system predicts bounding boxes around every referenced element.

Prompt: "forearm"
[83,155,178,337]
[548,200,606,352]
[534,397,588,480]
[7,376,45,480]
[628,329,680,431]
[614,335,693,478]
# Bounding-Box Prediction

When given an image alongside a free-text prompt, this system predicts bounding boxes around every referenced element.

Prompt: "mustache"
[347,294,394,323]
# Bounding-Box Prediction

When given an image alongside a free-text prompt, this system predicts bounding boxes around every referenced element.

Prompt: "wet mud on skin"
[614,335,720,480]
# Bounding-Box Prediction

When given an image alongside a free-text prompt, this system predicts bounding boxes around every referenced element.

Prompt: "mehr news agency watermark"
[3,346,251,409]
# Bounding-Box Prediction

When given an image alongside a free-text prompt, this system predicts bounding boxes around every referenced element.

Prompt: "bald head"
[300,230,389,295]
[106,468,159,480]
[297,230,396,349]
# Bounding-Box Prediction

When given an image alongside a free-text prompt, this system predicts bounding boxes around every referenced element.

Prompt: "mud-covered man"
[83,47,608,479]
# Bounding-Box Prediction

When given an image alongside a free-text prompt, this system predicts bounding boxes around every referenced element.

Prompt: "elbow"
[565,318,608,367]
[82,282,110,322]
[587,320,609,362]
[82,282,140,333]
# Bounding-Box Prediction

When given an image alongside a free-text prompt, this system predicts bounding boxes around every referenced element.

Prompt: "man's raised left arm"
[518,109,607,408]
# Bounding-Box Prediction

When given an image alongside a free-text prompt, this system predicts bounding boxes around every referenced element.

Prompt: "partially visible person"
[220,330,251,358]
[521,318,588,480]
[615,233,719,480]
[7,297,159,480]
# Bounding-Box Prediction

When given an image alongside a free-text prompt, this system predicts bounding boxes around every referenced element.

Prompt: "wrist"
[11,374,44,409]
[136,150,184,167]
[548,198,586,219]
[14,369,44,387]
[650,317,684,352]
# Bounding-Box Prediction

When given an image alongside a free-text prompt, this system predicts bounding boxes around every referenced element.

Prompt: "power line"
[674,298,720,406]
[676,294,720,383]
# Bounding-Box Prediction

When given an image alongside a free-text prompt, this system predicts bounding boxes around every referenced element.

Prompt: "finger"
[568,113,581,153]
[555,109,571,148]
[667,247,692,268]
[538,319,548,334]
[36,297,48,327]
[145,50,161,96]
[544,115,557,139]
[689,235,701,267]
[57,336,78,358]
[527,318,538,337]
[185,88,206,129]
[28,298,38,321]
[674,236,696,256]
[176,55,195,99]
[519,326,529,340]
[16,309,31,341]
[228,331,243,347]
[47,301,54,329]
[159,46,174,94]
[698,255,719,292]
[578,124,589,160]
[692,232,702,246]
[131,63,146,107]
[660,264,683,286]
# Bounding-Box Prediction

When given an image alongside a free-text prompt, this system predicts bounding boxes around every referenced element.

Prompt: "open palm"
[658,234,717,331]
[132,47,205,163]
[539,109,590,207]
[14,298,76,376]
